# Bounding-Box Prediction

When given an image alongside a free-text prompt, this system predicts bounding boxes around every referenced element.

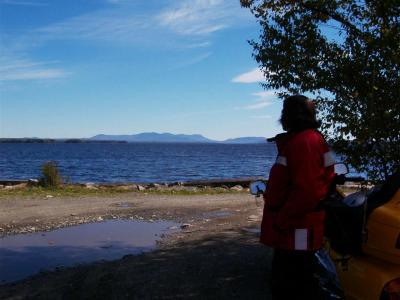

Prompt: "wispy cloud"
[30,0,249,48]
[0,0,47,6]
[232,68,265,83]
[157,0,237,36]
[236,100,272,110]
[235,90,277,110]
[170,52,212,70]
[251,91,275,98]
[0,55,70,81]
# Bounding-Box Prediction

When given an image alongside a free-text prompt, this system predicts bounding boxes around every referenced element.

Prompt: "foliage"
[241,0,400,180]
[39,161,63,188]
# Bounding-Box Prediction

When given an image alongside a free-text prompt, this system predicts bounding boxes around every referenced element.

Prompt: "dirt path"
[0,192,273,299]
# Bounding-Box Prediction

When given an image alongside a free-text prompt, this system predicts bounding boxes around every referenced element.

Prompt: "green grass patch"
[0,186,248,198]
[0,186,133,198]
[142,188,247,196]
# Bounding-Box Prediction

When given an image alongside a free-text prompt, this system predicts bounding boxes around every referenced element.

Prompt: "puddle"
[203,211,233,218]
[0,220,179,284]
[111,202,136,208]
[241,227,261,234]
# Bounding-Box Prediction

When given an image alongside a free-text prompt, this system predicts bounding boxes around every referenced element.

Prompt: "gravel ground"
[0,192,273,299]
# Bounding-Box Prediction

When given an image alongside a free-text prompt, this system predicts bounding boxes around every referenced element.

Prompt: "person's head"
[280,95,320,132]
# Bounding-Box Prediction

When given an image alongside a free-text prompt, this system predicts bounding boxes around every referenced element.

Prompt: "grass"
[0,186,133,198]
[0,185,247,198]
[143,187,248,196]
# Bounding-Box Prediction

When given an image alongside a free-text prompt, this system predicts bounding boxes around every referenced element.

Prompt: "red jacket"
[260,129,335,251]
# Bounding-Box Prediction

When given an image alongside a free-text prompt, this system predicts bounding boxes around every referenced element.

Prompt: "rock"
[85,182,98,189]
[248,215,259,221]
[97,216,103,221]
[230,185,244,191]
[28,179,39,186]
[221,185,229,189]
[137,185,146,191]
[4,183,27,190]
[0,185,4,189]
[149,183,161,188]
[168,226,178,230]
[46,195,54,198]
[180,224,192,229]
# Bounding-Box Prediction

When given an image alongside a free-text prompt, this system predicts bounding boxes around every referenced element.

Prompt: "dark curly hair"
[280,95,320,132]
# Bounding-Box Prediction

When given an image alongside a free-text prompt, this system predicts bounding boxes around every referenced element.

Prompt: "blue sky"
[0,0,284,141]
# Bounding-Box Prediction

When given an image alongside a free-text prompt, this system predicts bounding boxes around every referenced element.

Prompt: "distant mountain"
[223,137,267,144]
[90,132,215,143]
[90,133,268,144]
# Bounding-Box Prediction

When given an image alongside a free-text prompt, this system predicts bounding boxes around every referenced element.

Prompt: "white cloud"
[251,91,275,98]
[235,89,277,110]
[0,0,47,6]
[157,0,237,36]
[237,100,272,110]
[170,52,212,70]
[0,56,70,81]
[29,0,250,48]
[232,68,264,83]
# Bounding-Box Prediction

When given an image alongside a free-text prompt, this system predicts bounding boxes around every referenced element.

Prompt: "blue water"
[0,143,277,183]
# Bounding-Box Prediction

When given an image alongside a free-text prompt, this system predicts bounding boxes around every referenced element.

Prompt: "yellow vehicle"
[327,171,400,300]
[250,169,400,300]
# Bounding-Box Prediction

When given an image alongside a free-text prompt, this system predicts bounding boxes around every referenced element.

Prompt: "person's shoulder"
[293,129,323,142]
[289,129,325,149]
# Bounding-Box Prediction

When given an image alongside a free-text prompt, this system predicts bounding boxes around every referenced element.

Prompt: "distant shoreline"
[0,138,127,144]
[0,138,268,144]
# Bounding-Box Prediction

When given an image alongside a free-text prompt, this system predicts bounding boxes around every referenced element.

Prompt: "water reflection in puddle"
[203,211,233,218]
[241,227,261,234]
[0,220,179,284]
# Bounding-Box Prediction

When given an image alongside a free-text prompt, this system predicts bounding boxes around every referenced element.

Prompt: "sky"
[0,0,284,141]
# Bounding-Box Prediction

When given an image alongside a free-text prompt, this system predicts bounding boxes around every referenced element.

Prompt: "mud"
[0,192,273,299]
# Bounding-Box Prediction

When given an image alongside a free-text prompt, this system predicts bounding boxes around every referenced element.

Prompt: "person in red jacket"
[261,95,340,299]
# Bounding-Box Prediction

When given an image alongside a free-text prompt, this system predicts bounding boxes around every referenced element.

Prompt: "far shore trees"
[241,0,400,180]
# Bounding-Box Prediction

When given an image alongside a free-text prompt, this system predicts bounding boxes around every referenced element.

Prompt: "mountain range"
[90,132,267,144]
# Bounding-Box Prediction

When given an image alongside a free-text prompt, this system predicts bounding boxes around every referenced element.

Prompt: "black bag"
[324,190,365,255]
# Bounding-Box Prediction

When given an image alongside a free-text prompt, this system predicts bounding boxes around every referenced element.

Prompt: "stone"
[248,215,259,221]
[230,185,244,191]
[46,195,54,198]
[85,182,98,189]
[28,179,39,186]
[137,185,146,191]
[149,183,161,188]
[4,183,27,190]
[180,224,192,229]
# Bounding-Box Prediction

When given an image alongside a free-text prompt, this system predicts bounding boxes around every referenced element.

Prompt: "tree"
[241,0,400,181]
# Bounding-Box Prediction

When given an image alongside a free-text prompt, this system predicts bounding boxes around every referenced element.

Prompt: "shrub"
[39,161,63,188]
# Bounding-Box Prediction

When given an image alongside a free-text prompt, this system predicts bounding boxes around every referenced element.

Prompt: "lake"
[0,143,277,183]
